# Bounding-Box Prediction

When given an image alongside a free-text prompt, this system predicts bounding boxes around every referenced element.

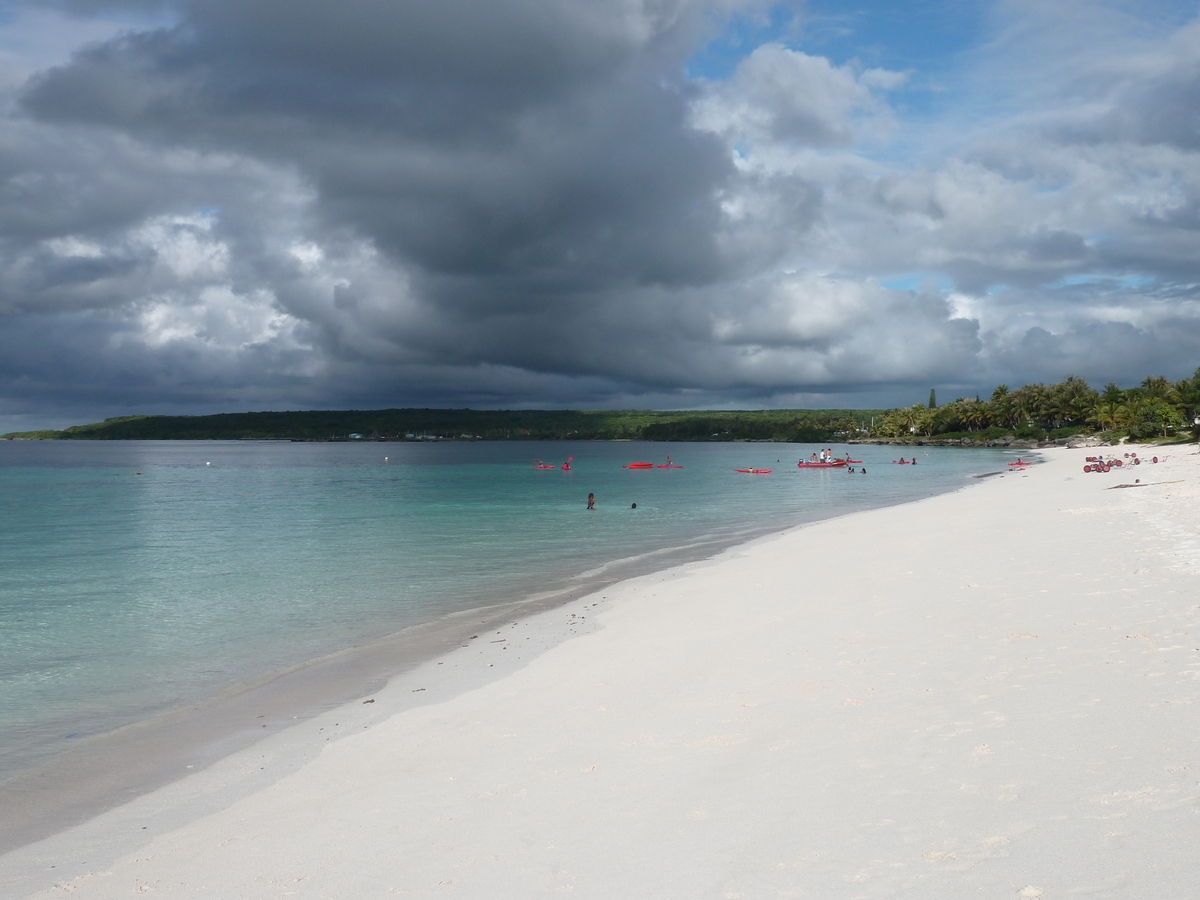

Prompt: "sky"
[2,0,1200,430]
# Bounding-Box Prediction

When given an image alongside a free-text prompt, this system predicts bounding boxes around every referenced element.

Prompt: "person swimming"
[587,493,595,510]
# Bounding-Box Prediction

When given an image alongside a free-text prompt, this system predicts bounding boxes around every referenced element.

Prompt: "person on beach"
[587,493,595,510]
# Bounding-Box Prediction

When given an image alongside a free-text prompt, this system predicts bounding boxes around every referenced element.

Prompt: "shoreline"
[0,448,1007,858]
[0,522,773,856]
[9,445,1199,897]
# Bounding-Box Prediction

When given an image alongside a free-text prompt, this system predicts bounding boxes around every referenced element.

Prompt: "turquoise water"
[0,439,1014,780]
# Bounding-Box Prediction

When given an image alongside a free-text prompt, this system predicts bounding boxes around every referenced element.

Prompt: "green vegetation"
[9,368,1199,444]
[875,369,1200,443]
[2,408,881,442]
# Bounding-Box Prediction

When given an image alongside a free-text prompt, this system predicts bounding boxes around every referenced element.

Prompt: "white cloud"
[692,43,901,148]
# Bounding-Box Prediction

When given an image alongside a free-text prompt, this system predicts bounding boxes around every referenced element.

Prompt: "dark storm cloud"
[22,0,737,292]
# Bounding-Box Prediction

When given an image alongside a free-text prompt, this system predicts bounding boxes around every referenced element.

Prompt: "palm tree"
[1169,369,1200,432]
[1141,376,1170,398]
[988,385,1014,428]
[1089,402,1118,431]
[1116,397,1147,431]
[961,398,988,432]
[1055,376,1098,426]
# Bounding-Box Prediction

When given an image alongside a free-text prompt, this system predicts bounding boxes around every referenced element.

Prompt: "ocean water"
[0,439,1016,781]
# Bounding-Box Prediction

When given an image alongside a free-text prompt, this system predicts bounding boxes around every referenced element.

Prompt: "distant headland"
[6,372,1199,445]
[0,408,880,443]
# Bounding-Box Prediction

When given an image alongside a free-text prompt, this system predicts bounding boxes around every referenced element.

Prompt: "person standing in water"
[587,493,595,510]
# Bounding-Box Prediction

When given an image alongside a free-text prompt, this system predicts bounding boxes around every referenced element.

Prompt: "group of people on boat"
[806,448,836,464]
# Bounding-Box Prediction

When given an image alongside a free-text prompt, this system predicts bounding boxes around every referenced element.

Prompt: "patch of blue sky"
[686,1,989,117]
[686,3,800,81]
[798,0,985,69]
[1058,273,1156,288]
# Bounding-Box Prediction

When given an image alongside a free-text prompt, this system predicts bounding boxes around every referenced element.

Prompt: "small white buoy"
[206,461,211,466]
[384,457,388,461]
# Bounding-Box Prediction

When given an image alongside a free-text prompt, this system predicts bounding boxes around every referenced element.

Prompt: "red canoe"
[798,461,845,468]
[623,462,654,469]
[734,468,773,474]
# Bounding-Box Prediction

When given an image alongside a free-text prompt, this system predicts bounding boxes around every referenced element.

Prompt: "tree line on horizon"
[1,407,879,443]
[877,369,1200,441]
[6,369,1198,443]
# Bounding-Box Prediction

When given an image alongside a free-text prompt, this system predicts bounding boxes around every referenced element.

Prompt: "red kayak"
[623,462,654,469]
[656,456,682,469]
[532,460,556,469]
[734,468,773,474]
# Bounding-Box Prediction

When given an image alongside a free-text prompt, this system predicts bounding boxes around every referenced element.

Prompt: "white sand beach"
[5,446,1200,898]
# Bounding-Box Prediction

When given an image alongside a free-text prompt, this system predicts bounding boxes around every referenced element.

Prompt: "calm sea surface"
[0,439,1016,781]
